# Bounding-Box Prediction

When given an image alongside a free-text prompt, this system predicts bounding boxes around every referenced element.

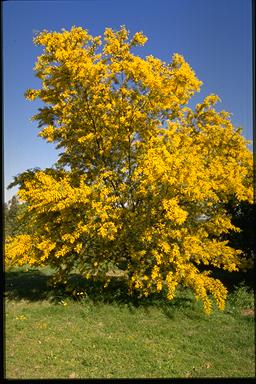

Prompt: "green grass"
[4,266,255,379]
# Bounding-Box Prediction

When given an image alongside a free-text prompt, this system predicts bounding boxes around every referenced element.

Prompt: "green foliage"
[227,282,254,310]
[4,196,29,237]
[225,200,256,265]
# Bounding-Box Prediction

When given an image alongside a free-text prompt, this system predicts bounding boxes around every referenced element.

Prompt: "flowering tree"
[6,26,253,313]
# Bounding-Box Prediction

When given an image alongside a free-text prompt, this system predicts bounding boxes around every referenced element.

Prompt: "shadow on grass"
[5,269,54,302]
[5,267,254,319]
[4,268,196,317]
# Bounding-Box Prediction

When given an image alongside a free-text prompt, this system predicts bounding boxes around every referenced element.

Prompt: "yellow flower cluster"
[5,26,253,314]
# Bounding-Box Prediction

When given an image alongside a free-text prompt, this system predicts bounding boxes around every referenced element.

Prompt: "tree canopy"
[5,26,253,314]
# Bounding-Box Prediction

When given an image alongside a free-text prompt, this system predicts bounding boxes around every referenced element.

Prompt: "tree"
[4,196,29,238]
[5,26,253,314]
[4,197,19,237]
[225,200,255,267]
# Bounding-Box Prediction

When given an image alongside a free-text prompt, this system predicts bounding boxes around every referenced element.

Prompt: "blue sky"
[3,0,252,202]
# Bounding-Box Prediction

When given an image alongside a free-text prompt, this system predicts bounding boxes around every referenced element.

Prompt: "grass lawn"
[4,266,255,379]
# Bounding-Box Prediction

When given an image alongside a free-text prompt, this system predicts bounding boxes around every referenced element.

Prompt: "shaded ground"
[4,266,254,318]
[4,268,194,313]
[4,267,208,325]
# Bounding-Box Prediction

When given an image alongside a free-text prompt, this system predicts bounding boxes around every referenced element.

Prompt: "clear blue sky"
[3,0,253,202]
